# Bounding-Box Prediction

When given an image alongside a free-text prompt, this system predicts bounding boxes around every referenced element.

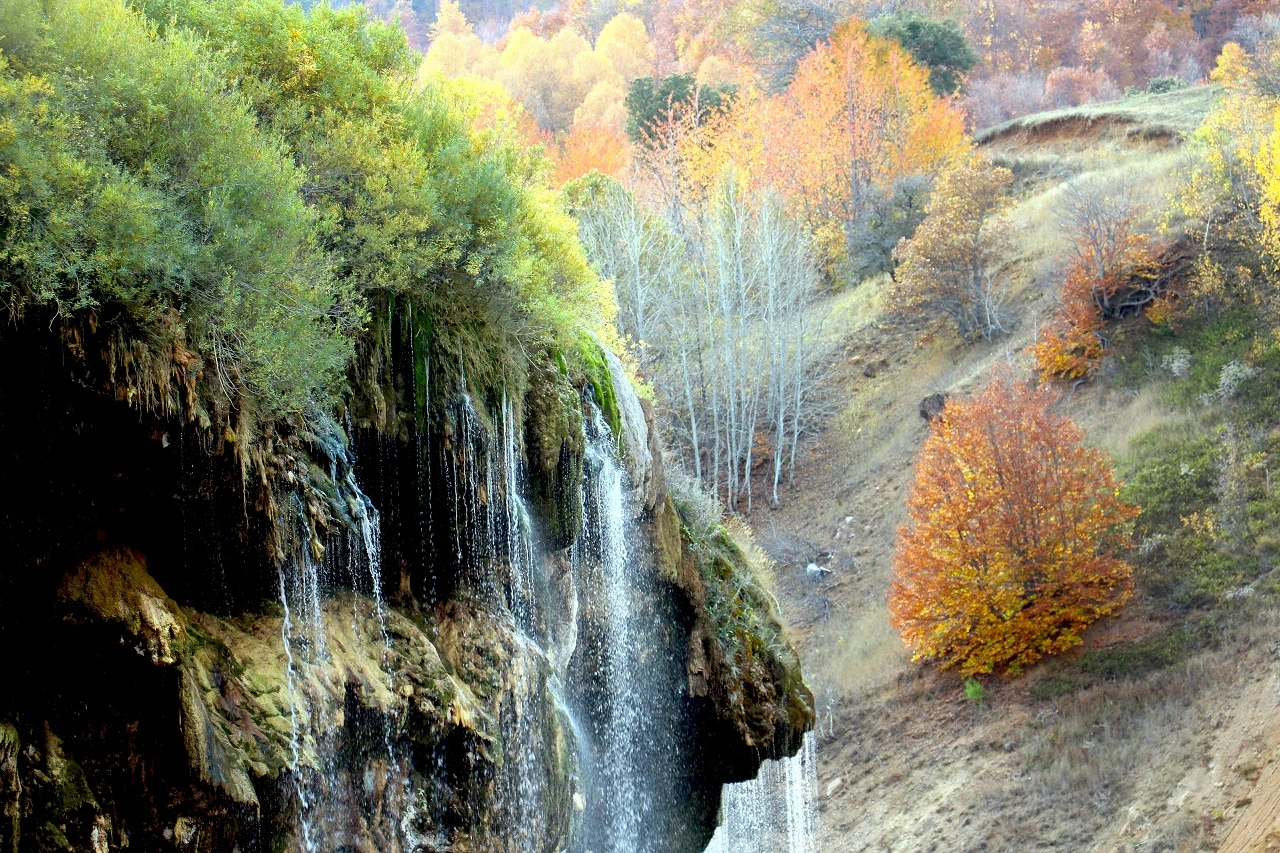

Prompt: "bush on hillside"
[845,174,933,283]
[1147,76,1189,94]
[889,370,1138,675]
[1034,176,1158,380]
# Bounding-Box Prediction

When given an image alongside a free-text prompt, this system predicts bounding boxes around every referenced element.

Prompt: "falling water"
[448,391,502,601]
[278,561,316,853]
[704,732,819,853]
[577,404,651,852]
[276,410,408,851]
[502,391,538,628]
[270,383,782,853]
[277,531,331,853]
[345,468,402,787]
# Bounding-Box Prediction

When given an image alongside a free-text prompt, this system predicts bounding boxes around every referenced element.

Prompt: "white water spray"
[278,562,316,853]
[580,405,651,852]
[277,543,331,853]
[704,732,819,853]
[502,391,538,627]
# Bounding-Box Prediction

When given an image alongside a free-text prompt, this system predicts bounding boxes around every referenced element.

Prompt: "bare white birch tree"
[574,172,821,511]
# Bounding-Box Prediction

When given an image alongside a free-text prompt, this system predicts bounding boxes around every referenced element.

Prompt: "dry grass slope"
[754,86,1280,852]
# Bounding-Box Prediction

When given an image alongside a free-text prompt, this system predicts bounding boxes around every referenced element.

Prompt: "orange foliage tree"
[668,21,969,267]
[1031,265,1109,381]
[1034,177,1157,379]
[889,370,1137,676]
[766,21,969,258]
[552,122,631,184]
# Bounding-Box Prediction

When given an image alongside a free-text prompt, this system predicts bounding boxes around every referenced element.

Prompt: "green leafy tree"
[869,11,977,95]
[0,0,356,414]
[624,73,735,146]
[1,0,614,427]
[138,0,612,389]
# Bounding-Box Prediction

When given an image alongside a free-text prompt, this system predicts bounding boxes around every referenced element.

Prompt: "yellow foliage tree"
[893,160,1014,341]
[594,13,655,83]
[421,5,653,135]
[1175,42,1280,258]
[769,21,970,256]
[669,19,970,267]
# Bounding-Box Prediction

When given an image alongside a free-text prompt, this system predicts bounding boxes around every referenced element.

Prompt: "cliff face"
[0,303,812,853]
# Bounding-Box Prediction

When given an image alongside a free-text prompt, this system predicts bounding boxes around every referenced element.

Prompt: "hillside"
[753,87,1280,852]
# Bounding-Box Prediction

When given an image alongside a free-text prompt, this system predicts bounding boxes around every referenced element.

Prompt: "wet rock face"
[1,723,17,853]
[58,547,188,667]
[0,317,812,853]
[526,360,585,552]
[4,545,585,853]
[603,348,660,513]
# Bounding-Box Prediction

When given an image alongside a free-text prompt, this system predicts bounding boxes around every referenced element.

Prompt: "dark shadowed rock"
[920,393,950,422]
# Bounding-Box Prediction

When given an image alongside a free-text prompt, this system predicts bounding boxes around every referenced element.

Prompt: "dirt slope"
[1222,732,1280,853]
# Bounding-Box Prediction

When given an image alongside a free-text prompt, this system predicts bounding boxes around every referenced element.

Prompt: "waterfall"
[278,558,317,852]
[275,411,408,852]
[574,403,667,853]
[591,422,646,848]
[449,390,502,600]
[266,386,795,852]
[704,732,819,853]
[502,390,538,628]
[346,470,403,805]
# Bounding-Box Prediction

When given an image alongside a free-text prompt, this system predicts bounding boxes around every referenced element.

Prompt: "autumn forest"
[4,0,1280,849]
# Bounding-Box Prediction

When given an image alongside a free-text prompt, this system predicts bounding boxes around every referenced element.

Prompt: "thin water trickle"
[278,562,316,853]
[502,391,537,628]
[277,543,332,853]
[347,469,399,770]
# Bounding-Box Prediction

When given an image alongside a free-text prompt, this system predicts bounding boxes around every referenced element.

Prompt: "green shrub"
[3,0,614,435]
[0,0,357,415]
[1029,672,1088,701]
[1113,309,1257,403]
[1140,527,1256,607]
[1233,344,1280,430]
[1147,77,1189,95]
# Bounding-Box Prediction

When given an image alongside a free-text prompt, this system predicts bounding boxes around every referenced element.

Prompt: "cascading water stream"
[276,529,330,853]
[269,383,799,853]
[274,411,409,851]
[502,391,538,629]
[703,732,819,853]
[346,470,402,784]
[576,403,656,853]
[278,561,317,853]
[441,388,577,852]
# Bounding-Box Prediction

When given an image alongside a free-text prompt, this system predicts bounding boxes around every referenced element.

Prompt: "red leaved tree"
[889,370,1137,675]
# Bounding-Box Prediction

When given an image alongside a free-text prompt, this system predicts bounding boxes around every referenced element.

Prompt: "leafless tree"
[575,172,823,512]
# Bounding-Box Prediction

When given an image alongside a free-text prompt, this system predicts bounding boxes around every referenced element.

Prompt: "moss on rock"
[525,357,585,551]
[572,336,622,442]
[676,513,815,763]
[57,547,189,667]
